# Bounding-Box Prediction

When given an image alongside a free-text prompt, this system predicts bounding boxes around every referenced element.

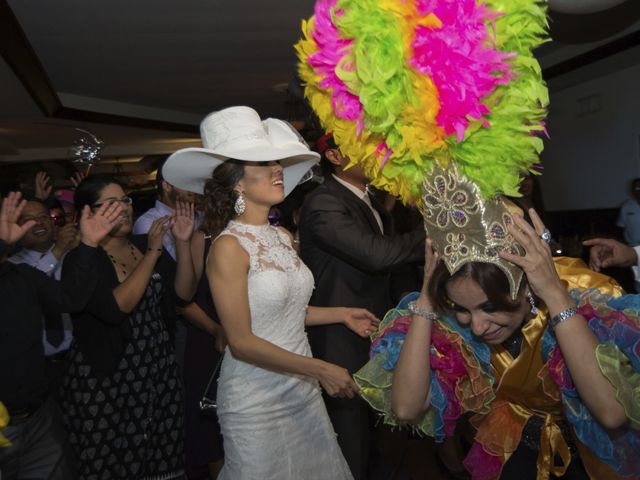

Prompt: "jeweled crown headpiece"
[422,164,525,298]
[297,0,549,296]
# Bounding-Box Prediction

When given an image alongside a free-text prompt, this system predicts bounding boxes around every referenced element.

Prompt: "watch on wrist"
[549,306,577,330]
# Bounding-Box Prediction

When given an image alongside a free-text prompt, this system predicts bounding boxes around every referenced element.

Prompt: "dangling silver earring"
[527,291,538,316]
[234,191,246,215]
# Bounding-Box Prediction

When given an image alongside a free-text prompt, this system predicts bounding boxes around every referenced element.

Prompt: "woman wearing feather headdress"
[296,0,640,478]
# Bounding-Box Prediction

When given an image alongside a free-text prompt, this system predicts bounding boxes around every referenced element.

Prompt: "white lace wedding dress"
[215,220,353,480]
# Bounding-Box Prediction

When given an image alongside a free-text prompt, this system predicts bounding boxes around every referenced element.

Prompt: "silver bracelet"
[407,301,438,321]
[549,306,577,330]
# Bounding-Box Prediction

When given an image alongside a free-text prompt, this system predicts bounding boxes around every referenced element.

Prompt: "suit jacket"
[299,178,424,372]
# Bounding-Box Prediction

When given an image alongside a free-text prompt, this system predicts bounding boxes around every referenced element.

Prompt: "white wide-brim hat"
[162,106,319,196]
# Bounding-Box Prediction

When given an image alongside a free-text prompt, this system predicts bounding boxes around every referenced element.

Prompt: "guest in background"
[0,191,122,480]
[584,236,640,272]
[60,176,196,480]
[134,161,200,373]
[511,168,547,224]
[614,178,640,291]
[298,132,424,479]
[33,171,81,239]
[56,189,78,224]
[8,197,79,372]
[617,177,640,247]
[161,152,226,479]
[133,162,198,259]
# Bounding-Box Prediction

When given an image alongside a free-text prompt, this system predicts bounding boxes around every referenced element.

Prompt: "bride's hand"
[343,308,379,338]
[316,362,359,399]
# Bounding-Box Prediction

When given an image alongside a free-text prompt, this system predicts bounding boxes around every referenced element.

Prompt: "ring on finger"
[540,228,552,244]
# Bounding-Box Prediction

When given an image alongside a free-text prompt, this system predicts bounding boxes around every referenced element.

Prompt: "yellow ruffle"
[0,402,11,448]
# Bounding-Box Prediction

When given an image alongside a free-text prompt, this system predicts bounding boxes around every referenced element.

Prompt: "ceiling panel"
[8,0,315,116]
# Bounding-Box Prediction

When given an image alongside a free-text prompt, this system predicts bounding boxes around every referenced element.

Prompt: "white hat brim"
[162,147,319,196]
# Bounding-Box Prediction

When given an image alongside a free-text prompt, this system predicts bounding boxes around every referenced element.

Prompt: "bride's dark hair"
[201,161,245,237]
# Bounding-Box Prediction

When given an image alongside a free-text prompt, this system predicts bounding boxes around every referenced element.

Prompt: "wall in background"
[540,62,640,211]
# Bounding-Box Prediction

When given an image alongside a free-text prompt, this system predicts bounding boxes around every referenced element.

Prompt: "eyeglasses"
[92,196,133,210]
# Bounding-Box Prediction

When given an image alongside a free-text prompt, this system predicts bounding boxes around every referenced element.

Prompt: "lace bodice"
[219,220,301,275]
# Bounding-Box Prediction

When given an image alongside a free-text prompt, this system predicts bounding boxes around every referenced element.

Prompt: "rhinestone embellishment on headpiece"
[421,164,525,299]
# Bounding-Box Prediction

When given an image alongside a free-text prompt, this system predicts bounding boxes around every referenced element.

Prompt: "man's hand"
[0,192,36,244]
[52,223,80,258]
[69,171,86,189]
[34,171,53,200]
[583,238,638,271]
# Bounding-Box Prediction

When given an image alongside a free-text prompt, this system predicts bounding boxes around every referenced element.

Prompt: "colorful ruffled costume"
[354,258,640,479]
[296,0,640,478]
[0,402,11,448]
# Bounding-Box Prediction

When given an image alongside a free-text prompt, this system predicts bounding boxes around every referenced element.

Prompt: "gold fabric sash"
[472,257,623,479]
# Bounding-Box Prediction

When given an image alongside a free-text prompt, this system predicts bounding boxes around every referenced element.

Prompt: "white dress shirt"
[133,200,201,260]
[332,174,384,234]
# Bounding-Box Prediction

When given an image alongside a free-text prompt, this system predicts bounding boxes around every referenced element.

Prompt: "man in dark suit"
[298,133,424,480]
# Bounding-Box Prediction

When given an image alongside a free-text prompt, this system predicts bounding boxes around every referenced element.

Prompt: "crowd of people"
[1,104,639,480]
[2,0,640,479]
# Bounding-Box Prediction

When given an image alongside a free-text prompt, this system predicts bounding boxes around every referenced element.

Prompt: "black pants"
[0,398,75,480]
[324,394,410,480]
[325,394,372,480]
[500,443,588,480]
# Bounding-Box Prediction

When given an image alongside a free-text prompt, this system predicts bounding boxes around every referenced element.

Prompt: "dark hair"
[315,133,338,177]
[320,151,337,177]
[43,197,63,213]
[631,178,640,191]
[201,162,245,237]
[21,196,50,213]
[156,162,166,195]
[74,175,124,212]
[428,261,525,313]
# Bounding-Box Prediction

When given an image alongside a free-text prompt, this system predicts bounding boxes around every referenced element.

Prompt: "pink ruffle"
[308,0,363,122]
[578,304,635,330]
[431,325,466,436]
[463,441,503,480]
[370,315,412,352]
[411,0,513,141]
[546,341,574,391]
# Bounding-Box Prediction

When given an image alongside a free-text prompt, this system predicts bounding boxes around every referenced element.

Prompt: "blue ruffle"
[542,292,640,477]
[438,313,493,376]
[607,293,640,314]
[370,292,492,443]
[369,292,420,370]
[371,330,407,370]
[429,376,447,442]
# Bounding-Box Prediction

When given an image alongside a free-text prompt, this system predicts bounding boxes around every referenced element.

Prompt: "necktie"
[365,191,384,234]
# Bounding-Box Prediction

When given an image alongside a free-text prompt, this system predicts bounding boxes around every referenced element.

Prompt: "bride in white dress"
[167,107,378,479]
